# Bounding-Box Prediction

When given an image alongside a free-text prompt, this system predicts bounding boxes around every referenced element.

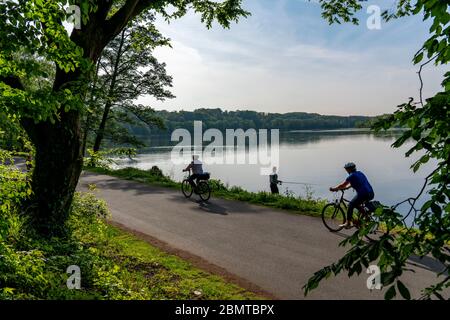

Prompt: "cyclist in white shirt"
[182,155,204,188]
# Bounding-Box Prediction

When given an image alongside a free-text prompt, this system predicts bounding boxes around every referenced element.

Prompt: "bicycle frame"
[333,190,349,208]
[333,190,368,218]
[183,169,198,188]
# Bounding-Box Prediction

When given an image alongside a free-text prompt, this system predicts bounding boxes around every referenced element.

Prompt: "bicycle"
[181,170,211,202]
[321,189,381,240]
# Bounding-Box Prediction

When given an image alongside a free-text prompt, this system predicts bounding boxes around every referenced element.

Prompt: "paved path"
[78,172,447,299]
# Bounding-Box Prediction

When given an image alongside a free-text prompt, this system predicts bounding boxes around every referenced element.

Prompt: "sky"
[138,0,447,116]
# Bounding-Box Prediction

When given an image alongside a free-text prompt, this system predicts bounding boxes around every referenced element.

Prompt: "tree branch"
[417,52,441,107]
[103,0,158,42]
[93,0,115,22]
[0,75,25,91]
[391,167,439,226]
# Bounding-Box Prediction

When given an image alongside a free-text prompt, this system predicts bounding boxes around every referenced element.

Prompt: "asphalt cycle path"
[78,171,448,299]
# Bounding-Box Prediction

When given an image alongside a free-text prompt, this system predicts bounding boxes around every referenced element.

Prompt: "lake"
[113,129,432,218]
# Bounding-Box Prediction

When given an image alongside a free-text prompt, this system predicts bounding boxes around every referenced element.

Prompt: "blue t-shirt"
[346,171,373,196]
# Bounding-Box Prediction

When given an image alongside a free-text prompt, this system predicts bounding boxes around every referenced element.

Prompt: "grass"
[79,219,261,300]
[86,166,327,217]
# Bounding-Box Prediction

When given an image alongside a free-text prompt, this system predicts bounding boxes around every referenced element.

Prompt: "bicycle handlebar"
[330,187,351,193]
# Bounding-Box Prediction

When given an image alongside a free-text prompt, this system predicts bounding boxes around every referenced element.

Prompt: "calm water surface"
[114,130,432,217]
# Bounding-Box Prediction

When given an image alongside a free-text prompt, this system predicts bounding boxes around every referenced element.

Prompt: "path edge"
[108,220,279,300]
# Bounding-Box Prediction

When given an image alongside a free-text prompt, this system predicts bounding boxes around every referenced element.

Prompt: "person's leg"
[195,175,200,188]
[188,174,199,188]
[270,183,279,194]
[361,192,375,216]
[347,194,364,223]
[358,192,374,214]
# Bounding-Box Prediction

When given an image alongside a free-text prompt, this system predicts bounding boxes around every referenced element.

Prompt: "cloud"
[138,0,445,116]
[283,43,362,63]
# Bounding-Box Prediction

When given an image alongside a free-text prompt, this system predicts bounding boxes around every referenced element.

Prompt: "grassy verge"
[86,166,327,217]
[75,212,261,300]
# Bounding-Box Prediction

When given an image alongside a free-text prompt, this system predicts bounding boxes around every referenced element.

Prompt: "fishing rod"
[281,181,319,186]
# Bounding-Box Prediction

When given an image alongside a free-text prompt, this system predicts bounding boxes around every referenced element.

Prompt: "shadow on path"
[80,172,167,196]
[407,255,448,275]
[198,200,229,215]
[165,194,228,215]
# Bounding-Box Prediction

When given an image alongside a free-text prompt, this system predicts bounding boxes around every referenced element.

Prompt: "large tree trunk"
[2,73,83,238]
[19,5,118,236]
[20,66,87,237]
[13,1,152,237]
[23,110,83,237]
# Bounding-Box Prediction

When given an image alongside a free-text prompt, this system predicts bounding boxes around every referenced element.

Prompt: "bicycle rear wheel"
[197,181,211,202]
[322,203,346,232]
[182,180,193,198]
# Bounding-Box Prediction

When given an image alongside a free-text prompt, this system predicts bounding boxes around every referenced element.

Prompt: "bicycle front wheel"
[321,203,346,232]
[197,181,211,202]
[182,180,193,198]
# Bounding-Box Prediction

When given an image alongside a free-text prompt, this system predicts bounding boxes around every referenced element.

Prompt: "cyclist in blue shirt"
[330,162,375,229]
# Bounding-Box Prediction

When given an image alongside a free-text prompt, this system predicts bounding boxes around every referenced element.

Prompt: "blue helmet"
[344,162,356,169]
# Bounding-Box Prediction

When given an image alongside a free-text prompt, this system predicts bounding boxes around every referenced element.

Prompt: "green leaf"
[412,161,422,173]
[413,52,424,64]
[385,285,396,300]
[397,281,411,300]
[430,203,442,215]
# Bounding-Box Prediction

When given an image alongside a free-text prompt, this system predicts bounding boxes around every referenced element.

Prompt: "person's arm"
[183,163,193,172]
[270,174,282,184]
[330,180,351,192]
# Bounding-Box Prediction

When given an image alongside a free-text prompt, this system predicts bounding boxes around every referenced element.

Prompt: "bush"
[147,166,164,177]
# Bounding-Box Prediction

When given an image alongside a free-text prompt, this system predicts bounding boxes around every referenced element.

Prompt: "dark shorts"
[347,191,375,219]
[188,174,201,186]
[270,183,279,194]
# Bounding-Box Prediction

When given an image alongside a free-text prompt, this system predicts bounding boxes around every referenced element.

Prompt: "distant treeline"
[127,108,373,136]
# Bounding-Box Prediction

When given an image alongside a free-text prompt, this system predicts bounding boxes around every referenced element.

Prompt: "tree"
[89,15,173,153]
[0,0,249,237]
[304,0,449,299]
[142,109,371,133]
